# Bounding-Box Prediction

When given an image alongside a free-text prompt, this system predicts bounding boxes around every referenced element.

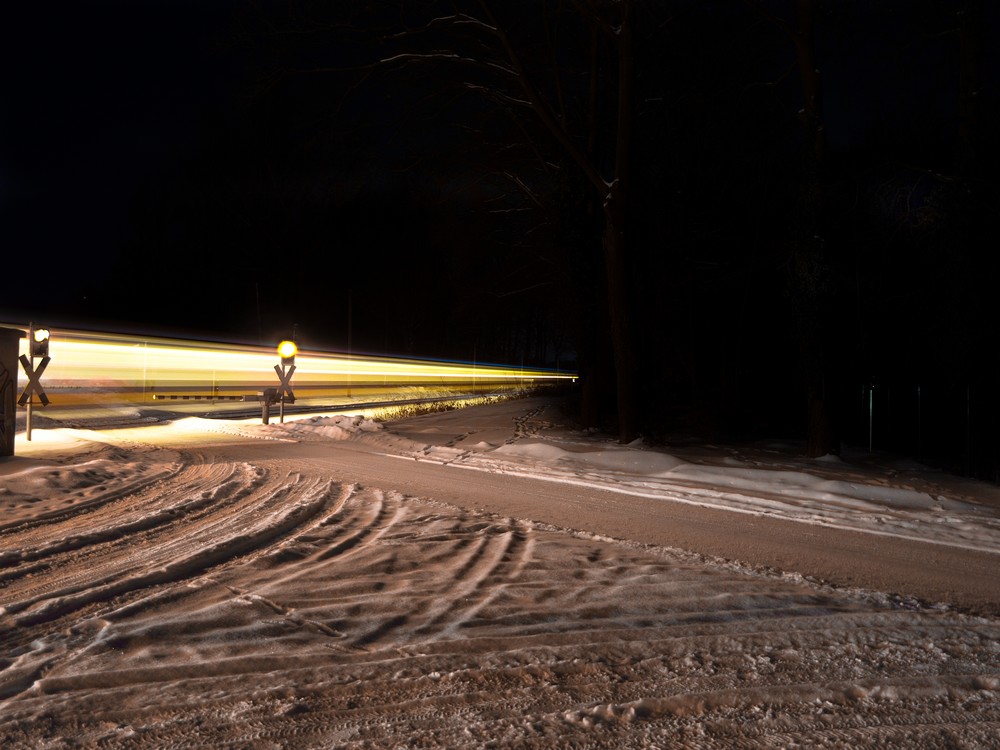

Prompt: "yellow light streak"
[14,328,575,398]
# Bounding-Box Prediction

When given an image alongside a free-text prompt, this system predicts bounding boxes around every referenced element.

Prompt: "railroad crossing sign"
[19,324,52,441]
[18,353,50,406]
[268,339,298,425]
[273,362,296,403]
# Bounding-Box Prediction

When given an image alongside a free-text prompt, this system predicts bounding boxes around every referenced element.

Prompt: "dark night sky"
[3,1,998,457]
[3,2,988,328]
[2,0,546,351]
[3,1,242,320]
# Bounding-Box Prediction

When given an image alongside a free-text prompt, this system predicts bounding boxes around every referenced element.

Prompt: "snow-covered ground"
[2,396,999,748]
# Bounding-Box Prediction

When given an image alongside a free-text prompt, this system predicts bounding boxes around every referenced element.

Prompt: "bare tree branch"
[739,0,795,38]
[384,12,499,40]
[502,171,547,209]
[379,51,516,77]
[476,0,610,193]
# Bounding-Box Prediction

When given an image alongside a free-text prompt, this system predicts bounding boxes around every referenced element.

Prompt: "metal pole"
[347,289,352,398]
[868,383,873,454]
[279,364,286,423]
[887,385,892,447]
[966,383,971,477]
[26,323,33,442]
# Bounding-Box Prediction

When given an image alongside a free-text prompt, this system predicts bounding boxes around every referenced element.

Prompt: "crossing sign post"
[274,340,297,424]
[19,324,51,441]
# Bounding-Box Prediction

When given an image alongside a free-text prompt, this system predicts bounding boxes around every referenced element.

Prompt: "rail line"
[6,326,574,419]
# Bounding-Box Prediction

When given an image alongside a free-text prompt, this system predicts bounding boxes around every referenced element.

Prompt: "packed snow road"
[1,397,998,748]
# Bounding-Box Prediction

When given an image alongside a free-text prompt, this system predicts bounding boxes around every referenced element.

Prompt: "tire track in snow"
[0,463,246,571]
[0,460,340,646]
[0,461,258,620]
[413,519,534,640]
[10,473,333,628]
[0,452,183,538]
[2,431,1000,748]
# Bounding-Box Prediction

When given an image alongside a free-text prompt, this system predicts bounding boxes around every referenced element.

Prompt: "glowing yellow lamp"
[278,340,298,365]
[31,327,51,358]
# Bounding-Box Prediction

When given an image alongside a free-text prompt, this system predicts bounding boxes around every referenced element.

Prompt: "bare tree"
[376,0,639,441]
[743,0,837,457]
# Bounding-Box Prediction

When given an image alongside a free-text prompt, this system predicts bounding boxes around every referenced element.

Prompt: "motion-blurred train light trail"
[12,328,575,417]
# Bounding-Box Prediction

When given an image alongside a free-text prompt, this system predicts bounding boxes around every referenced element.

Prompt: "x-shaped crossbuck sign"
[274,363,295,402]
[18,354,50,406]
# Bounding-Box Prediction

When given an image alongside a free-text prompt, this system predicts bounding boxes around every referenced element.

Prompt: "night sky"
[3,0,536,352]
[3,1,248,329]
[3,1,998,465]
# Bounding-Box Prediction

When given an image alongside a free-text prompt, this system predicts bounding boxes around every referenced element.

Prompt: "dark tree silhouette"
[371,0,641,441]
[744,0,839,457]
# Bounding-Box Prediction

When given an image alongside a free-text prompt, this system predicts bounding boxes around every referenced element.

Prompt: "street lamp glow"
[31,326,51,359]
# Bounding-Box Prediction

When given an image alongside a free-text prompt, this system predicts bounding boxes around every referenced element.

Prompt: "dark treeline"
[66,0,997,477]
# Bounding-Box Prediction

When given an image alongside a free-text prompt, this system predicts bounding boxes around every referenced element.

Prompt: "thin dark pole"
[868,384,874,454]
[26,322,33,441]
[966,383,971,477]
[255,283,262,345]
[347,289,352,398]
[916,384,921,462]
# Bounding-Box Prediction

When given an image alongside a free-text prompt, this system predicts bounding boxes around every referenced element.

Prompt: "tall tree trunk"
[379,1,640,440]
[603,195,636,442]
[791,0,835,457]
[744,0,837,457]
[795,0,835,457]
[604,0,637,443]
